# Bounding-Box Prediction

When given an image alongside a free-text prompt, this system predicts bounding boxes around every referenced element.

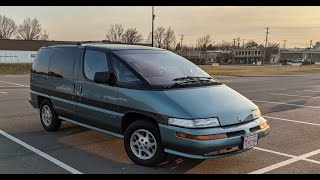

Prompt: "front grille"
[227,130,246,137]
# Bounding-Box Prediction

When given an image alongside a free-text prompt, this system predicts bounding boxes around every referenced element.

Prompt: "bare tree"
[245,40,259,48]
[197,34,212,50]
[163,27,176,50]
[40,30,49,41]
[216,41,233,50]
[121,28,143,44]
[0,15,17,39]
[16,18,49,40]
[154,26,166,48]
[106,24,124,42]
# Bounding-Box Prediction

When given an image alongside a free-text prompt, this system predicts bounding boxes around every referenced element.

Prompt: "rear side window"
[32,48,54,75]
[84,50,109,81]
[48,47,77,79]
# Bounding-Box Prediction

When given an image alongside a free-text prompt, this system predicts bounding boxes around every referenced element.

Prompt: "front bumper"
[159,117,270,159]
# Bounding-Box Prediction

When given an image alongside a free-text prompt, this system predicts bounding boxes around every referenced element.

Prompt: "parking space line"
[0,92,8,94]
[304,90,320,93]
[252,100,320,109]
[0,80,29,88]
[270,93,320,99]
[264,116,320,127]
[0,130,82,174]
[253,147,295,158]
[250,149,320,174]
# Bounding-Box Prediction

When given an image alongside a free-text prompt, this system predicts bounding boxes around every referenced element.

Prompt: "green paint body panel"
[29,44,269,159]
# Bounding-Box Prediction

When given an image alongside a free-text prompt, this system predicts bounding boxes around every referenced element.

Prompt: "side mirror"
[94,72,111,83]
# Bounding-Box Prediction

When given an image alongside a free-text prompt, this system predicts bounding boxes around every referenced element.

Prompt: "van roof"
[43,43,165,51]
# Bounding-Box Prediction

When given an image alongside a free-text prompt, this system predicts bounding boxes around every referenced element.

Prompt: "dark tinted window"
[111,55,143,86]
[84,50,109,81]
[32,48,54,75]
[48,47,77,79]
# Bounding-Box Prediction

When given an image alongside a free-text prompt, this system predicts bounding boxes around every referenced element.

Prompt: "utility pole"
[237,37,240,47]
[233,39,236,47]
[283,40,286,50]
[180,34,184,50]
[242,39,245,47]
[263,27,269,64]
[151,6,155,47]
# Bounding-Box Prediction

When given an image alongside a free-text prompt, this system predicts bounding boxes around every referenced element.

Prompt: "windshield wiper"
[165,80,198,89]
[173,76,222,84]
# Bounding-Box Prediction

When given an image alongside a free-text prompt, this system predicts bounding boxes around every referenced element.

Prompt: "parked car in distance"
[29,43,270,166]
[280,59,292,65]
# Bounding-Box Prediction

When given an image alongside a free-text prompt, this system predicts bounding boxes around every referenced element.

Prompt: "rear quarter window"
[32,48,54,75]
[48,47,78,79]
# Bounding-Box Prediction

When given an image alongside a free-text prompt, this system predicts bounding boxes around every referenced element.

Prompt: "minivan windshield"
[114,50,220,88]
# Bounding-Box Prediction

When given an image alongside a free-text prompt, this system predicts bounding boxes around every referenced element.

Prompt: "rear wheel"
[39,99,61,131]
[124,120,167,167]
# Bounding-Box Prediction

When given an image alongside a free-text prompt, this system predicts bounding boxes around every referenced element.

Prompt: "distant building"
[176,49,231,65]
[280,43,320,62]
[232,48,263,64]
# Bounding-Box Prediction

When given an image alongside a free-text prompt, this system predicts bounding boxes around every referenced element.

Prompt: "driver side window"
[111,55,143,87]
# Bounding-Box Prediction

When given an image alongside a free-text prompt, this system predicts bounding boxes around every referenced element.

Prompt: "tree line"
[105,24,177,50]
[0,14,49,40]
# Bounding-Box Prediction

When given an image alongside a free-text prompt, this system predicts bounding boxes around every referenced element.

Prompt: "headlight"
[168,117,220,128]
[252,109,261,119]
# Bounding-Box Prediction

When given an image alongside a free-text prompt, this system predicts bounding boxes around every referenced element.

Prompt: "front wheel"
[124,120,167,167]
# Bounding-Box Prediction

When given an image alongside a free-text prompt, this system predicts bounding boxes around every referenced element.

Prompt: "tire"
[124,120,167,167]
[39,99,61,132]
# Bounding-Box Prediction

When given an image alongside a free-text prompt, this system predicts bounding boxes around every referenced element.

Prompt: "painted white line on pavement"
[270,93,320,99]
[253,147,295,158]
[0,92,8,94]
[304,90,320,93]
[0,130,82,174]
[252,100,320,109]
[264,116,320,127]
[0,80,29,87]
[249,149,320,174]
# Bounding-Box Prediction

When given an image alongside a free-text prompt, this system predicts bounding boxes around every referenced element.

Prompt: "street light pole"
[151,6,155,47]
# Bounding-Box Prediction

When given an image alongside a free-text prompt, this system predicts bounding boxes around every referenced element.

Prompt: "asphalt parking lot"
[1,74,320,174]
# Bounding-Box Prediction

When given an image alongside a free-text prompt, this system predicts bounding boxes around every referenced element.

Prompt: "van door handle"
[79,84,82,95]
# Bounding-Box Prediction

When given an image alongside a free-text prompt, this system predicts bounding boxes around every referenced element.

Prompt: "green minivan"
[29,43,269,166]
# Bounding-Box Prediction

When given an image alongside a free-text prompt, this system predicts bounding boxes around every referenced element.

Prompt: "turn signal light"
[259,121,268,129]
[176,132,227,140]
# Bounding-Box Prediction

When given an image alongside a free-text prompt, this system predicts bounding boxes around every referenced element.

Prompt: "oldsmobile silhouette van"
[29,44,270,166]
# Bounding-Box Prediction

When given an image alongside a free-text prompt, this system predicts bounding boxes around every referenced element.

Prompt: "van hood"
[161,84,258,126]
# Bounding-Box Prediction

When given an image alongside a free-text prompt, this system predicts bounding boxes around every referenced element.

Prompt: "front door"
[75,49,121,133]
